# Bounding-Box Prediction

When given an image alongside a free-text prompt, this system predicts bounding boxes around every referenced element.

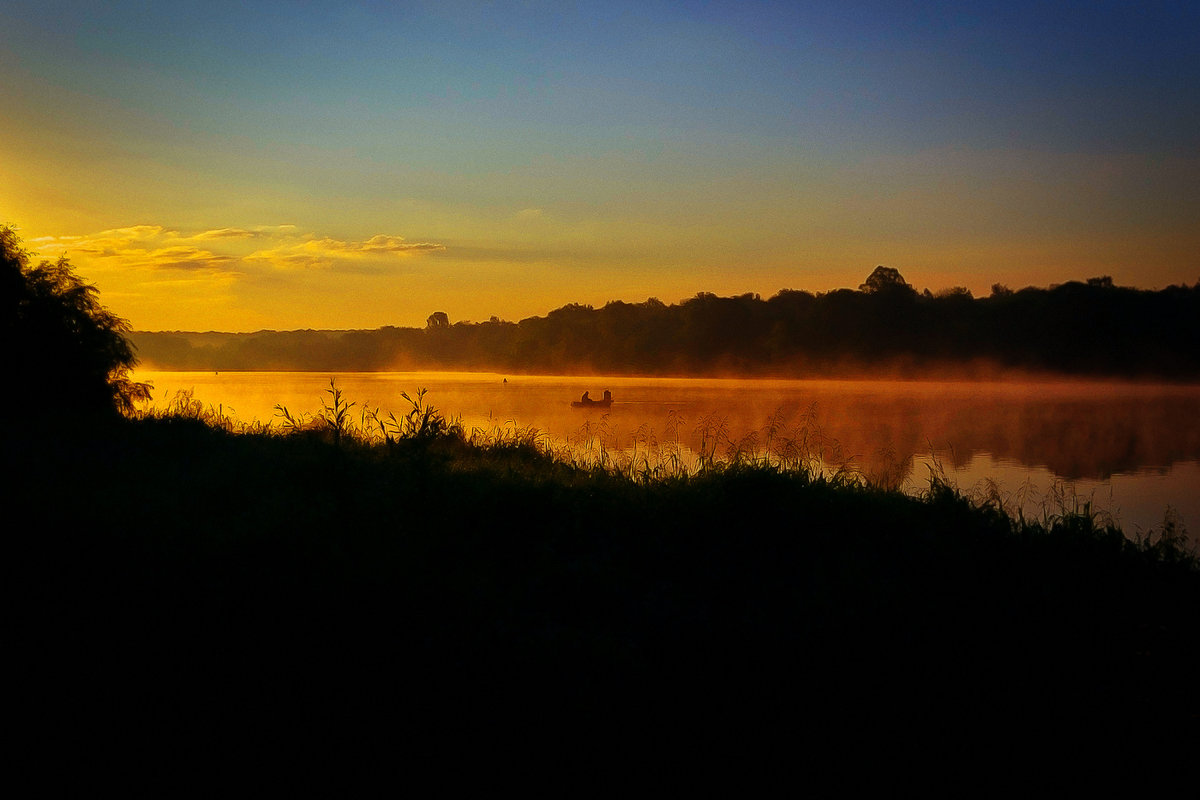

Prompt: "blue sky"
[2,0,1197,330]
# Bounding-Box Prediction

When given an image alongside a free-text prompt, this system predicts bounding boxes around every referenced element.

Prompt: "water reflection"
[134,371,1200,534]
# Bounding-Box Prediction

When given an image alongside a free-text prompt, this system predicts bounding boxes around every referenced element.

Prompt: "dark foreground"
[10,413,1199,768]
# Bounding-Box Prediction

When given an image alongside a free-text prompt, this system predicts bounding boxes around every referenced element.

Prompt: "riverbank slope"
[11,409,1199,753]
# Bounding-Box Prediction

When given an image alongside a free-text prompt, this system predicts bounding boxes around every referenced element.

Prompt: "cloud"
[144,247,237,271]
[191,225,299,240]
[35,225,170,257]
[192,228,263,240]
[245,234,445,269]
[31,226,235,272]
[358,234,446,254]
[31,224,444,275]
[299,235,446,255]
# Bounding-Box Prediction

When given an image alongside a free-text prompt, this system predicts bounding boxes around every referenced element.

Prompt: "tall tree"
[2,225,149,416]
[859,266,916,295]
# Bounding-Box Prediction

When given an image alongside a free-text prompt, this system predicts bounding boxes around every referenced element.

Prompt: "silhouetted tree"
[859,266,916,295]
[2,225,149,416]
[426,311,450,330]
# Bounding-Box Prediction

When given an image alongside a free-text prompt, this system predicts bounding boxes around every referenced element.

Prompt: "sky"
[2,0,1197,332]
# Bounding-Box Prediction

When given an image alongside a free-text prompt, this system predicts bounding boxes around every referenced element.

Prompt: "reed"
[149,378,1193,557]
[13,376,1198,746]
[318,377,355,447]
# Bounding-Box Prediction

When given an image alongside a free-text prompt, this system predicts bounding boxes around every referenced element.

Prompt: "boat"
[571,390,613,408]
[571,397,612,408]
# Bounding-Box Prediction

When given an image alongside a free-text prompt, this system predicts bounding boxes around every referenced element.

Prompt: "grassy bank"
[10,387,1199,754]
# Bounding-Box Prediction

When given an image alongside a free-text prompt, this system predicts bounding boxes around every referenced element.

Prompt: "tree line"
[132,266,1200,379]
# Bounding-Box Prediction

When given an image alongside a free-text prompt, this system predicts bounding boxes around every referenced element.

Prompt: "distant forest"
[132,268,1200,379]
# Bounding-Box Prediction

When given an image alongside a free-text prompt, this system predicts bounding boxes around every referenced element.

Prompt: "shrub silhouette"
[2,225,149,416]
[859,265,917,295]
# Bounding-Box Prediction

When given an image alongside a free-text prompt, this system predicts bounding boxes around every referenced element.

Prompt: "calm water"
[134,370,1200,536]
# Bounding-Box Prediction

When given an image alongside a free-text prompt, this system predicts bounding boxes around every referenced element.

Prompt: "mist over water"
[135,370,1200,536]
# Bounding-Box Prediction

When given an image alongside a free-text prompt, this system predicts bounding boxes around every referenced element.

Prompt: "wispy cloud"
[191,224,300,240]
[143,247,237,271]
[32,225,444,275]
[192,228,263,241]
[244,234,446,270]
[34,225,171,255]
[31,226,232,272]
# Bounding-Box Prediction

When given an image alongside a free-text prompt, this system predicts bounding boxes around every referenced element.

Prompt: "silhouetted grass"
[9,383,1199,757]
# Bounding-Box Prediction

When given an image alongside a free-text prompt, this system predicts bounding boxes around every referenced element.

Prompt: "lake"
[133,370,1200,537]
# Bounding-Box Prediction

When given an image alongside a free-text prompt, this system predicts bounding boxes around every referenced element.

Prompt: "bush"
[1,225,149,416]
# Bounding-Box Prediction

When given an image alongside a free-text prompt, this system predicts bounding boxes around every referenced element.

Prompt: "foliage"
[272,379,463,449]
[859,264,917,295]
[131,268,1200,379]
[11,221,1198,743]
[13,389,1198,743]
[2,225,150,415]
[319,377,356,446]
[10,375,1199,758]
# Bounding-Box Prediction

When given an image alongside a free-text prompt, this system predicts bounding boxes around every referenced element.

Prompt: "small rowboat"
[570,397,613,408]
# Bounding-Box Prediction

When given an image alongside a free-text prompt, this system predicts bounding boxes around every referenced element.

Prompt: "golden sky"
[3,1,1198,331]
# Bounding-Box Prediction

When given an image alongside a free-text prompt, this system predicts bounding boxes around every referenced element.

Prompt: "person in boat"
[603,389,611,402]
[581,391,591,403]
